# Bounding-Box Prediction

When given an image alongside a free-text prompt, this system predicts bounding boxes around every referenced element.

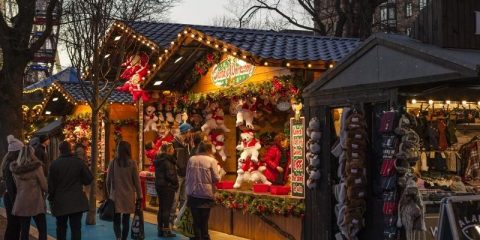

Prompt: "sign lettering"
[290,117,305,198]
[211,56,255,87]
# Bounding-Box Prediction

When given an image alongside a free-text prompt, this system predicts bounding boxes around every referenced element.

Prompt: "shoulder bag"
[98,161,115,221]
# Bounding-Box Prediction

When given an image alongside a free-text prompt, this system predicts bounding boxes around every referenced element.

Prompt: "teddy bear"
[143,105,158,132]
[236,97,257,129]
[116,52,150,102]
[164,104,175,123]
[237,130,261,163]
[201,112,218,134]
[249,164,272,185]
[212,108,230,133]
[210,131,227,161]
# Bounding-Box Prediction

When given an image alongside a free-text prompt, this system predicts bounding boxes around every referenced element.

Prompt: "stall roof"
[24,67,79,91]
[34,119,63,136]
[126,21,361,62]
[303,33,480,97]
[59,82,133,103]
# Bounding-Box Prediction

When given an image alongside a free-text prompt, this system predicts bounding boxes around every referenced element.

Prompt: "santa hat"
[7,135,24,152]
[242,129,254,137]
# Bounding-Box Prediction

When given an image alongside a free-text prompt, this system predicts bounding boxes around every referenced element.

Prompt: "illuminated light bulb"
[462,100,467,105]
[171,41,175,45]
[242,55,247,59]
[159,57,163,60]
[206,40,211,44]
[177,33,181,37]
[308,63,312,68]
[446,100,451,105]
[215,44,219,48]
[286,62,291,67]
[223,48,228,52]
[183,30,187,34]
[411,99,417,104]
[428,100,434,105]
[190,34,195,38]
[478,101,480,106]
[153,64,157,68]
[264,62,268,66]
[198,37,203,41]
[164,49,168,53]
[329,64,334,68]
[232,52,237,56]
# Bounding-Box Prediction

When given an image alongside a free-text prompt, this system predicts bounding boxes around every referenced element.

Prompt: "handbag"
[131,200,145,240]
[98,161,115,221]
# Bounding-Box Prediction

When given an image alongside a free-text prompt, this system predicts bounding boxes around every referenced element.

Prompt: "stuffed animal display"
[235,97,257,129]
[306,117,321,189]
[234,130,267,188]
[144,105,158,132]
[210,131,227,161]
[201,102,230,134]
[116,52,150,102]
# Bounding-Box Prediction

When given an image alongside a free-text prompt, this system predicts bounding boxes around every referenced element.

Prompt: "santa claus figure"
[263,133,290,185]
[116,52,150,101]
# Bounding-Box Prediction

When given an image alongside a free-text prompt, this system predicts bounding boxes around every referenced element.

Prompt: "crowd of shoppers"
[2,123,223,240]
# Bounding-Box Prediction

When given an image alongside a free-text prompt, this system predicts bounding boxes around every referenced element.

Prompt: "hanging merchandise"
[143,105,158,132]
[396,175,426,240]
[210,131,227,161]
[459,136,480,181]
[201,102,231,134]
[379,110,401,240]
[333,108,368,240]
[116,52,151,102]
[235,97,257,129]
[305,117,321,189]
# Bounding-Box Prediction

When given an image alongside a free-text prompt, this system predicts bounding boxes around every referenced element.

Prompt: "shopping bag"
[174,202,194,238]
[131,200,145,240]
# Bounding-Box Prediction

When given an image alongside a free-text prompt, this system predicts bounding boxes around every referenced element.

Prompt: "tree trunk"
[86,109,99,225]
[0,56,27,156]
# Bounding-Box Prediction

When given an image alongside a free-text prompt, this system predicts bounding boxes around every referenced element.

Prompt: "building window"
[406,2,413,17]
[419,0,427,10]
[381,7,387,22]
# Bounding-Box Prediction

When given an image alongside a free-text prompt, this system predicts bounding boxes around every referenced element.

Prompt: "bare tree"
[239,0,387,38]
[62,0,176,225]
[0,0,59,156]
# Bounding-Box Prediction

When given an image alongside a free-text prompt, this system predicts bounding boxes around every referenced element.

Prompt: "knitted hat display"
[7,135,24,152]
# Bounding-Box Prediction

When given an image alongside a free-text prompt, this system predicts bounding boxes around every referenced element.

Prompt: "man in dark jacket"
[34,134,50,176]
[48,141,93,240]
[170,122,193,226]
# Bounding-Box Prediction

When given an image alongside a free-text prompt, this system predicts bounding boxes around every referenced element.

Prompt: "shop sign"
[211,56,255,87]
[146,180,157,196]
[290,117,305,198]
[437,195,480,240]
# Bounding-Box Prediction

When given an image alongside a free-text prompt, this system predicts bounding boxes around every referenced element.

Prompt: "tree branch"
[29,0,60,54]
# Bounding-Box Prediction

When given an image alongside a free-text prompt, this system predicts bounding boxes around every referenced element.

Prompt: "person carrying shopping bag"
[106,141,142,240]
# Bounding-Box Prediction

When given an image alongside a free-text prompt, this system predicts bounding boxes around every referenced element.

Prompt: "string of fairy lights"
[109,21,336,88]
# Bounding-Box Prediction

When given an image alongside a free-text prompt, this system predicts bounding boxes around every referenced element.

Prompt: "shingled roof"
[126,21,361,62]
[59,82,133,104]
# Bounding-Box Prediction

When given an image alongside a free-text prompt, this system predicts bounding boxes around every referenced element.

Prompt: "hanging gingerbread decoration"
[116,52,150,102]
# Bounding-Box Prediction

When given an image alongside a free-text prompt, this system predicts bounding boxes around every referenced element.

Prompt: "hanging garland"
[111,119,139,144]
[185,75,307,107]
[184,51,221,89]
[214,190,305,218]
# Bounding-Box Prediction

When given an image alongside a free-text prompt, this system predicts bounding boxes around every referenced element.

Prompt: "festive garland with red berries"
[111,119,138,144]
[214,190,305,218]
[183,51,221,90]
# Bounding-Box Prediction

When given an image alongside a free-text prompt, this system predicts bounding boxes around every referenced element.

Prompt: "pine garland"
[214,190,305,218]
[111,119,138,143]
[184,51,221,89]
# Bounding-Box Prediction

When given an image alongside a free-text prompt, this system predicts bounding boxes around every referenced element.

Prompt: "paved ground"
[0,198,248,240]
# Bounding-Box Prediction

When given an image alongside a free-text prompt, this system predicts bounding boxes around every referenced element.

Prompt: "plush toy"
[116,52,150,102]
[233,158,271,188]
[143,105,158,132]
[164,104,174,123]
[201,112,217,134]
[250,164,272,185]
[213,108,231,133]
[210,132,227,161]
[236,97,257,129]
[237,130,261,163]
[156,103,165,122]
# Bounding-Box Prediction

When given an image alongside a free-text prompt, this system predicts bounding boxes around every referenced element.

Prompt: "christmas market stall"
[23,67,138,190]
[302,32,480,240]
[108,21,361,240]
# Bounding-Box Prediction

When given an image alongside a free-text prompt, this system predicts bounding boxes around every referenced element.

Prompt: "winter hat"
[7,135,24,152]
[179,123,193,134]
[38,134,49,144]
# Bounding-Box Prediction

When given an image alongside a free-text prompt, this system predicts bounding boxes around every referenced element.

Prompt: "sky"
[168,0,227,25]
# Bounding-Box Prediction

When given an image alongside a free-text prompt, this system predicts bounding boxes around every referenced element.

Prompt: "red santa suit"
[263,144,290,185]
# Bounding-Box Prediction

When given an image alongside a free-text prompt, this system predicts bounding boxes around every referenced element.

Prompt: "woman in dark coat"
[106,141,142,240]
[154,143,179,238]
[1,135,24,240]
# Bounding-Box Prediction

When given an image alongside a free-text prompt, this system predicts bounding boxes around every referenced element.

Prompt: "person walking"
[106,141,142,240]
[10,145,48,240]
[171,122,194,226]
[48,141,93,240]
[1,135,24,239]
[34,135,50,176]
[185,142,221,240]
[154,143,179,238]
